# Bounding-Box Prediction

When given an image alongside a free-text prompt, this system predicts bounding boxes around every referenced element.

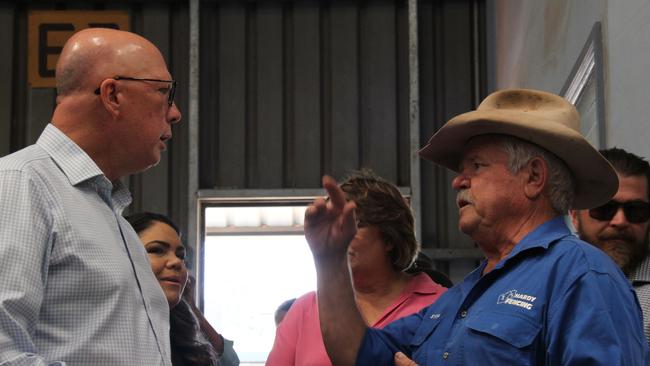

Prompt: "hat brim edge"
[418,112,618,209]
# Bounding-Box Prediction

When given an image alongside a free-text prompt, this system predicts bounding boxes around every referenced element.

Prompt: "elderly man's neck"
[51,95,124,182]
[477,205,558,275]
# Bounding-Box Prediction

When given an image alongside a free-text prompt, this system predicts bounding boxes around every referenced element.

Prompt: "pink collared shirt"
[266,272,446,365]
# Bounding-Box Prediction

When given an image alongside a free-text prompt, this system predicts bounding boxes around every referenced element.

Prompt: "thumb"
[394,351,418,366]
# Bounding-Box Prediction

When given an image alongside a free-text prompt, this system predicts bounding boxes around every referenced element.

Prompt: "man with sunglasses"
[571,147,650,343]
[0,28,180,365]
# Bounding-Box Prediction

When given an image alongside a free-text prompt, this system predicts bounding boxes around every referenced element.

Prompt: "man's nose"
[168,102,182,124]
[452,174,469,190]
[609,207,630,227]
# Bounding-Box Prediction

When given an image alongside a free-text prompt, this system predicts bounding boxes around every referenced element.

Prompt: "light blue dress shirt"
[0,124,171,365]
[357,217,649,365]
[631,254,650,345]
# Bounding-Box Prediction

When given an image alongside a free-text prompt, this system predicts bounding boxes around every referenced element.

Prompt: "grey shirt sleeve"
[217,338,240,366]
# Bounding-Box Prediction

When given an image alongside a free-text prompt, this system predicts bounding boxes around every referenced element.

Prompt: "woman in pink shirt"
[267,170,447,366]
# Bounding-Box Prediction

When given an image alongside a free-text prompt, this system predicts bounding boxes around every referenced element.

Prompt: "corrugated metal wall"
[0,0,485,281]
[418,0,486,278]
[198,0,411,189]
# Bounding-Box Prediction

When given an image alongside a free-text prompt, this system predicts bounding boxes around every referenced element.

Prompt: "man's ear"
[98,79,121,118]
[523,156,547,200]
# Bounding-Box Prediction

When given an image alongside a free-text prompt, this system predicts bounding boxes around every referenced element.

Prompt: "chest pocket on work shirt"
[410,316,442,348]
[464,311,541,365]
[408,315,443,365]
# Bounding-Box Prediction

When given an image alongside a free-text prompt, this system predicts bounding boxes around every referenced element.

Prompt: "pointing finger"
[322,175,347,212]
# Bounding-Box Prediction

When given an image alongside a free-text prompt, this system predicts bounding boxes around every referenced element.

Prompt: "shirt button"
[442,351,449,360]
[460,310,467,318]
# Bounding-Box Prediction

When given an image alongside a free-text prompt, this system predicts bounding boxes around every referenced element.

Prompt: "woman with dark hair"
[126,212,239,366]
[266,170,447,366]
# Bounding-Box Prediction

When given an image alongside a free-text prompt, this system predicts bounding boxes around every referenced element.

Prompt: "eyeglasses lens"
[624,202,650,223]
[168,81,177,106]
[588,201,650,223]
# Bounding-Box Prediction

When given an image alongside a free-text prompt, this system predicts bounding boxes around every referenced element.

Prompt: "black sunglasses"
[94,76,177,106]
[588,200,650,224]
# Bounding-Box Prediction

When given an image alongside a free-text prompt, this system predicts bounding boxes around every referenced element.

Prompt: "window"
[561,22,605,148]
[198,197,318,364]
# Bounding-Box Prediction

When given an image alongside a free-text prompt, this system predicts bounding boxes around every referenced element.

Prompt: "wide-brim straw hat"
[418,88,618,209]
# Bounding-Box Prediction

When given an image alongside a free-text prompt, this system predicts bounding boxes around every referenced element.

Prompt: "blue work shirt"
[357,217,649,365]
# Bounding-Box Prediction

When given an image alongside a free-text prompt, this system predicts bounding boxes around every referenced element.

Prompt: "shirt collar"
[488,216,573,272]
[629,254,650,284]
[36,124,133,211]
[410,272,445,295]
[36,124,105,186]
[109,179,133,214]
[460,217,572,290]
[506,216,572,257]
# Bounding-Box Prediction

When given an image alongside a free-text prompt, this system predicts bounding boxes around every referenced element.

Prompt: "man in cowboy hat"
[304,89,648,365]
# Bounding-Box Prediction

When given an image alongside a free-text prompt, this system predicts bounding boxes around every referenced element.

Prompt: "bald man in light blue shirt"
[0,27,181,365]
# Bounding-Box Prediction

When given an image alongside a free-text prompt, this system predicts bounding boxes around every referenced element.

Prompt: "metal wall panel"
[327,2,359,179]
[418,0,486,279]
[204,3,247,189]
[169,2,192,245]
[130,3,173,216]
[199,0,413,189]
[0,3,14,157]
[254,3,285,188]
[359,1,399,181]
[290,1,322,188]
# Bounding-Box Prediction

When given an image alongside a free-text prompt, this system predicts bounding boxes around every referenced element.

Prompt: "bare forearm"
[316,257,368,366]
[305,175,365,365]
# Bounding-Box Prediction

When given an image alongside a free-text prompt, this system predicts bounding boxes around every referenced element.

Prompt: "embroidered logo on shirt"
[497,290,537,310]
[430,313,441,319]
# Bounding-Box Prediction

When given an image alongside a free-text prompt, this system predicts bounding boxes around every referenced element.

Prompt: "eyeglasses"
[94,76,177,106]
[588,200,650,224]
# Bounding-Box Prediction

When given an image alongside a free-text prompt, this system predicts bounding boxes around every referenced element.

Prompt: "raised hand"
[304,175,357,263]
[304,176,365,366]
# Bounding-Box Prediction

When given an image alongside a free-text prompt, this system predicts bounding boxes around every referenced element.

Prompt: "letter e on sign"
[28,11,130,88]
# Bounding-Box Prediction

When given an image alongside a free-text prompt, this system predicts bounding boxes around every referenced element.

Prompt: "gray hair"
[499,136,575,214]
